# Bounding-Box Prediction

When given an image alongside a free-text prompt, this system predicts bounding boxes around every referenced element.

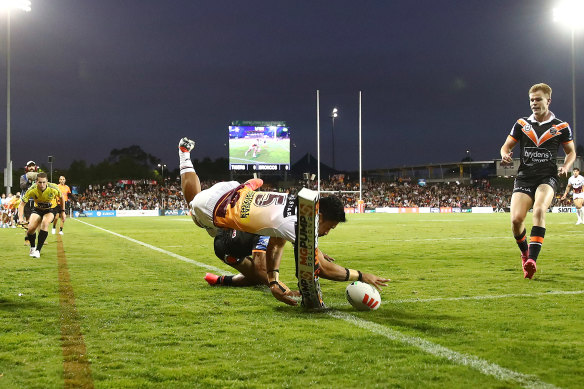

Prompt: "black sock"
[28,233,36,247]
[220,275,234,286]
[514,229,528,254]
[528,226,546,262]
[37,230,49,252]
[60,227,63,231]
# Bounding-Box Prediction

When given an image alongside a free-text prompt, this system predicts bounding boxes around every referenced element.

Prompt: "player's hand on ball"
[361,273,390,291]
[269,280,298,306]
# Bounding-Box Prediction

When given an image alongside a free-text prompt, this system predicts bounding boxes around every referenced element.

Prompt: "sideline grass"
[1,213,583,388]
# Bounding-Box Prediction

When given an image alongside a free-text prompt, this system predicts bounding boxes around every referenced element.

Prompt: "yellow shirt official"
[21,183,62,209]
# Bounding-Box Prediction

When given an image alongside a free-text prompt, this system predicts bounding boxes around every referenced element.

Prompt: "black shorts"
[513,175,559,199]
[24,201,33,219]
[32,207,58,218]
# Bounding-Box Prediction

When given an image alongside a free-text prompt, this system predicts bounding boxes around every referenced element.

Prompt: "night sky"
[0,0,582,173]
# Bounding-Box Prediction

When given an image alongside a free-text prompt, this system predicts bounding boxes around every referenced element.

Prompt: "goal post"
[294,188,325,309]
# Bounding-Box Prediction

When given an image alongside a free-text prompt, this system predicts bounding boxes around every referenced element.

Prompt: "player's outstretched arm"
[266,237,298,306]
[317,251,390,290]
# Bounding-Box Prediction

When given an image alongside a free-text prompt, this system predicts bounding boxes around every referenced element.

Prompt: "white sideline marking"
[74,219,559,389]
[73,219,230,275]
[392,290,584,304]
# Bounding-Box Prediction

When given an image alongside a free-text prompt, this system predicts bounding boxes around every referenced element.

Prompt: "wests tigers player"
[561,168,584,224]
[500,83,576,279]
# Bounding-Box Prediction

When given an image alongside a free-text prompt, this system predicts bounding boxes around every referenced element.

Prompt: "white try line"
[73,219,559,389]
[327,310,558,389]
[324,232,584,245]
[391,290,584,304]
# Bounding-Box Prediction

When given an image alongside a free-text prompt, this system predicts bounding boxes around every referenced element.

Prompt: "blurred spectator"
[74,178,572,211]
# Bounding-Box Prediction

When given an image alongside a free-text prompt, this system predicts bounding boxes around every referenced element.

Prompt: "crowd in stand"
[70,177,575,211]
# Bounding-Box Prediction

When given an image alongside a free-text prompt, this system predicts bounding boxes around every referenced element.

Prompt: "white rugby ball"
[346,281,381,311]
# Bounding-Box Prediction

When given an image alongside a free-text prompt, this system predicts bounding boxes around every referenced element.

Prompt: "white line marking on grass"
[325,232,584,244]
[74,219,559,389]
[327,310,559,389]
[392,290,584,304]
[73,219,231,275]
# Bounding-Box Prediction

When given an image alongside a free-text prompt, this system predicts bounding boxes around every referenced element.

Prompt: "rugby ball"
[346,281,381,311]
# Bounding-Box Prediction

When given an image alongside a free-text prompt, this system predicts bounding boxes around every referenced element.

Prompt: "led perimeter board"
[229,121,290,171]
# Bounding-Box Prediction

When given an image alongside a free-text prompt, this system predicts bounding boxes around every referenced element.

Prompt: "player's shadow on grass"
[274,305,460,337]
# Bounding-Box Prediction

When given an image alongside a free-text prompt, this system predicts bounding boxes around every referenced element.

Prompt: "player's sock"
[514,229,528,257]
[527,226,546,262]
[36,230,48,252]
[179,153,195,175]
[220,275,234,286]
[178,138,196,174]
[60,227,63,232]
[578,208,584,221]
[27,232,36,247]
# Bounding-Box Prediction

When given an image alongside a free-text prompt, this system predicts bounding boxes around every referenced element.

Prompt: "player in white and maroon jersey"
[244,142,260,158]
[500,83,576,279]
[177,137,389,305]
[561,168,584,224]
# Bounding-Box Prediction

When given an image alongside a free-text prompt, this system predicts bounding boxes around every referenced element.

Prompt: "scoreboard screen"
[228,122,290,171]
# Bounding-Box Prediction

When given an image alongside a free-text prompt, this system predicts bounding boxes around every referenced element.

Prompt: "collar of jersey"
[527,111,556,125]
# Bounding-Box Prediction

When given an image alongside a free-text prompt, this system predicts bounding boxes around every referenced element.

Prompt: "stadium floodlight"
[553,0,583,149]
[553,1,584,30]
[0,0,31,12]
[157,163,167,181]
[3,0,31,195]
[330,107,338,170]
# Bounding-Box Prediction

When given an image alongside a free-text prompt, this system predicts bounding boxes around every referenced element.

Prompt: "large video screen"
[229,125,290,171]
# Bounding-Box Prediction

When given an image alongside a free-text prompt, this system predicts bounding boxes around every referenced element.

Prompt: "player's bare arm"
[500,136,517,165]
[60,193,67,221]
[317,250,390,291]
[558,141,576,176]
[561,183,572,200]
[266,237,298,306]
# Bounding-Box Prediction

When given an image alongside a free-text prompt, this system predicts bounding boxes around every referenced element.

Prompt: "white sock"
[179,150,195,175]
[578,208,584,221]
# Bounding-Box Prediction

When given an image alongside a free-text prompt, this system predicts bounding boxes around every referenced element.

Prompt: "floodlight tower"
[330,107,338,170]
[2,0,31,195]
[157,163,166,182]
[553,0,584,149]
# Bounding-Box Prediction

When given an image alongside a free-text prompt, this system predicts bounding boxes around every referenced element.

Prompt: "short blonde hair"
[529,83,552,99]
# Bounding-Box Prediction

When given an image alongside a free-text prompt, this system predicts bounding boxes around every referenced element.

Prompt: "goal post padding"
[295,188,325,309]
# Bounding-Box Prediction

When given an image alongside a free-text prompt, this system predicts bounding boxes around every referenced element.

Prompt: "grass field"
[229,138,290,165]
[1,213,583,388]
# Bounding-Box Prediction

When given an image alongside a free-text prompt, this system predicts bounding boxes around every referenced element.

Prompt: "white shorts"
[190,181,240,236]
[573,192,584,200]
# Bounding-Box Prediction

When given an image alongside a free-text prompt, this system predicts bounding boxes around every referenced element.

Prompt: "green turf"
[1,213,583,388]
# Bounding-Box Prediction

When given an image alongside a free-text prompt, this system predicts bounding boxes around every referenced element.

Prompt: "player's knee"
[510,212,524,227]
